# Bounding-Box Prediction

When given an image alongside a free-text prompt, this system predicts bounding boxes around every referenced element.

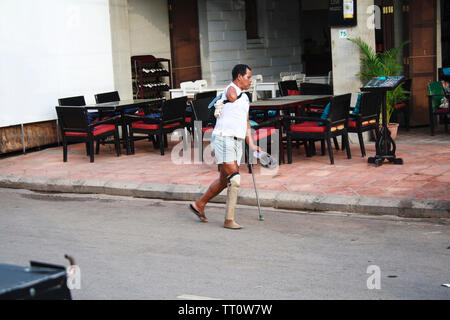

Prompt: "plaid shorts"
[211,134,244,165]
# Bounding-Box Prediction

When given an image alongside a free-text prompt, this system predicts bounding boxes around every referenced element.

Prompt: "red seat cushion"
[65,124,116,137]
[290,122,324,132]
[131,121,181,130]
[252,127,277,140]
[290,122,346,133]
[287,89,300,96]
[348,118,377,127]
[202,126,213,133]
[435,107,449,113]
[135,111,145,116]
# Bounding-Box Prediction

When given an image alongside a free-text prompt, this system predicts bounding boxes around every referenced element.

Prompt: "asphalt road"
[0,188,449,300]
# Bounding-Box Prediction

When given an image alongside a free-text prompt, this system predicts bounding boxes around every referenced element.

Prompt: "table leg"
[120,110,131,155]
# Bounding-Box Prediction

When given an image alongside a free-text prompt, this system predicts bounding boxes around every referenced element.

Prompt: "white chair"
[294,73,306,82]
[280,72,305,88]
[249,74,263,101]
[280,72,295,81]
[180,81,198,97]
[180,80,209,97]
[194,79,208,91]
[294,73,306,88]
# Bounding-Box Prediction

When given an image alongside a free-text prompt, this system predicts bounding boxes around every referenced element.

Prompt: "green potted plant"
[348,37,410,139]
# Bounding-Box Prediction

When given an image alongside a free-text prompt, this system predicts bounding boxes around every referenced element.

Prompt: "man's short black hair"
[232,64,251,80]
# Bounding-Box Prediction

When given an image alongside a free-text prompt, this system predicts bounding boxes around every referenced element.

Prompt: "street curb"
[0,174,448,219]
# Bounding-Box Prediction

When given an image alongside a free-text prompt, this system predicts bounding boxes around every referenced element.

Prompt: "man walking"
[190,64,260,229]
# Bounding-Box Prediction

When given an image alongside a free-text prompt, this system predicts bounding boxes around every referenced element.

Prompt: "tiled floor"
[0,127,448,201]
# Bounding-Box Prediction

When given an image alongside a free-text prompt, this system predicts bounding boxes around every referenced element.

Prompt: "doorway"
[168,0,202,88]
[299,0,332,77]
[376,0,437,126]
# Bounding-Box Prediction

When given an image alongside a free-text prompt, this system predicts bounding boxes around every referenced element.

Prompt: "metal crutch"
[249,162,264,221]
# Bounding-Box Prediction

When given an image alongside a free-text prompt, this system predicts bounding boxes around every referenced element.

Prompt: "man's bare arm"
[226,86,238,102]
[246,116,260,152]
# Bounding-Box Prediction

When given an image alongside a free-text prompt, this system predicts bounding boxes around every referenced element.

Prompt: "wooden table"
[85,98,164,155]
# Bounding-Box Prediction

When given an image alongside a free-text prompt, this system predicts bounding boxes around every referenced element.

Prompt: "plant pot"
[387,122,399,140]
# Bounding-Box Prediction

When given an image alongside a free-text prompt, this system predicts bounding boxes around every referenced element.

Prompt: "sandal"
[189,204,208,222]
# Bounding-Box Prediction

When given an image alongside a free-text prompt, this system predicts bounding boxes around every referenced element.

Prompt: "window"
[245,0,259,39]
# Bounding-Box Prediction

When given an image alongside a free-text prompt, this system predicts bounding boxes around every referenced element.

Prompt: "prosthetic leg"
[224,172,242,229]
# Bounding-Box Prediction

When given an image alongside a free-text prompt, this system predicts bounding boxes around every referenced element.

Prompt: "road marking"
[177,294,221,300]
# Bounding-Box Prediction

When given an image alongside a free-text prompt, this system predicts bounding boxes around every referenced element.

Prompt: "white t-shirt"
[212,82,249,139]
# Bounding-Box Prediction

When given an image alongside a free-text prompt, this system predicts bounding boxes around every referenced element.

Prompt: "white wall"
[127,0,171,59]
[109,0,133,100]
[0,0,115,127]
[199,0,302,85]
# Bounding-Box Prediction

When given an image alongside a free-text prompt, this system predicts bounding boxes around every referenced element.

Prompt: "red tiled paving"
[0,127,449,201]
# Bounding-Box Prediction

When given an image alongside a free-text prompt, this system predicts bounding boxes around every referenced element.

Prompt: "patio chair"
[250,74,263,102]
[194,90,217,101]
[93,91,118,127]
[277,79,303,118]
[178,82,207,130]
[427,81,449,135]
[55,106,121,163]
[194,79,208,90]
[181,80,207,97]
[58,96,99,153]
[278,80,322,155]
[58,96,86,107]
[280,72,295,81]
[344,92,380,157]
[298,82,334,115]
[300,82,333,95]
[58,95,96,119]
[94,90,141,116]
[187,91,217,132]
[127,96,188,155]
[280,72,305,87]
[278,80,300,96]
[94,91,120,104]
[282,94,352,165]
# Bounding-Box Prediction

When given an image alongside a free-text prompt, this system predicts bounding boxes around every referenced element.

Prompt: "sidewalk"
[0,127,448,219]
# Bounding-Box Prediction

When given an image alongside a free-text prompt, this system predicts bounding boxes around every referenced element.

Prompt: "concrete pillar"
[330,0,376,96]
[330,0,375,145]
[109,0,133,100]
